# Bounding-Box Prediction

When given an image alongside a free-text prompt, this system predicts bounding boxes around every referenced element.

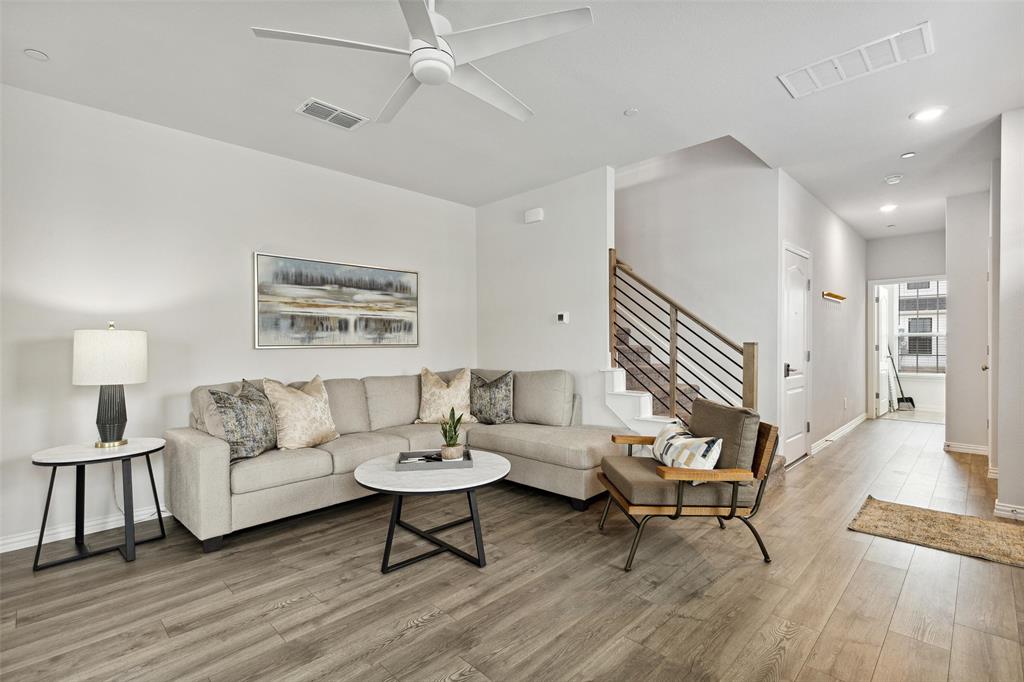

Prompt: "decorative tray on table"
[395,447,473,471]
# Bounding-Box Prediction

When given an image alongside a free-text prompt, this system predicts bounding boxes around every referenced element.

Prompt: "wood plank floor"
[2,419,1021,681]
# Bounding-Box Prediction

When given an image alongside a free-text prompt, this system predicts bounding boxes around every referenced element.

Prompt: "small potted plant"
[439,407,464,461]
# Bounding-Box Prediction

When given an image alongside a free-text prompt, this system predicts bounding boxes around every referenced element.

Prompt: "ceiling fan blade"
[252,27,410,56]
[450,64,533,121]
[377,74,422,122]
[441,6,593,65]
[398,0,438,47]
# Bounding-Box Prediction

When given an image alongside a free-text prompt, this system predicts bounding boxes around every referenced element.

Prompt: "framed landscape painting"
[254,252,418,348]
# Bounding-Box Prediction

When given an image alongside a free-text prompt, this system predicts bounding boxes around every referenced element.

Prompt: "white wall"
[615,137,781,422]
[899,375,946,412]
[779,171,867,443]
[475,167,621,426]
[996,109,1024,515]
[0,86,478,547]
[945,191,991,450]
[866,231,946,281]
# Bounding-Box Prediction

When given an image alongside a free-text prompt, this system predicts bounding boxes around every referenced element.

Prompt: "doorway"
[782,246,811,461]
[869,278,946,425]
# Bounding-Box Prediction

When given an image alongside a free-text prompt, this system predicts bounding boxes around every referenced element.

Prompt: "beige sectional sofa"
[164,369,625,550]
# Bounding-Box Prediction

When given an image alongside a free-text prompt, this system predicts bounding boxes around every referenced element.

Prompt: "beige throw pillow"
[264,375,339,449]
[417,368,477,424]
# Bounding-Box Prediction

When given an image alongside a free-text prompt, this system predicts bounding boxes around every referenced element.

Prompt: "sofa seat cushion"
[467,424,620,470]
[601,455,757,507]
[316,432,408,474]
[230,448,333,494]
[378,423,482,451]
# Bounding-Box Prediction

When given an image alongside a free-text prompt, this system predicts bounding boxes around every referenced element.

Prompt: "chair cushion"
[364,375,420,430]
[601,455,758,507]
[315,432,408,474]
[467,424,619,470]
[688,398,760,471]
[230,448,333,494]
[513,370,575,426]
[323,378,371,435]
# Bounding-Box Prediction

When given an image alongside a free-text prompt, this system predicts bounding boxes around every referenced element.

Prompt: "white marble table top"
[354,450,511,494]
[32,437,166,466]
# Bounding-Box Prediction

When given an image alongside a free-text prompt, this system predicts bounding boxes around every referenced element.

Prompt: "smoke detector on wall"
[778,22,935,99]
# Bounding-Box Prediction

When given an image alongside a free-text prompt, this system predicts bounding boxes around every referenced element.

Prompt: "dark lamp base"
[96,384,128,448]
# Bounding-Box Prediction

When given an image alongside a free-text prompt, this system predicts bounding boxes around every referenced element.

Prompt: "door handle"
[982,364,989,372]
[784,362,792,378]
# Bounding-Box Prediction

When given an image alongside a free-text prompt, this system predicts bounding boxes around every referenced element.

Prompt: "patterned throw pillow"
[209,380,277,462]
[470,371,514,425]
[264,375,339,449]
[651,421,723,486]
[417,368,477,424]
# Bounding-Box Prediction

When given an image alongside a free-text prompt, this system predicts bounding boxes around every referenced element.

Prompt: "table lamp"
[73,322,148,448]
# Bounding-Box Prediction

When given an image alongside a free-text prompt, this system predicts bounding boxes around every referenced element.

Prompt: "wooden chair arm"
[656,467,755,482]
[611,434,655,446]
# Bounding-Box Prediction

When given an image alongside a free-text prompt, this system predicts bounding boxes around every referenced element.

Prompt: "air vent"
[296,98,368,130]
[778,22,935,99]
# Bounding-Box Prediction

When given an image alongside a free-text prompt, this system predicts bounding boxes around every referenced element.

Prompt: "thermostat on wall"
[556,312,569,324]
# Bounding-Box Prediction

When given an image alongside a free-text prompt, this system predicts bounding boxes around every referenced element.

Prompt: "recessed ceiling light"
[880,204,898,213]
[909,105,948,122]
[23,48,49,61]
[887,224,896,229]
[900,151,916,159]
[884,174,904,185]
[623,107,640,117]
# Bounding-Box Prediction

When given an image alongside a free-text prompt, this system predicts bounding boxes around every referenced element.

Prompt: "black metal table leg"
[145,454,166,540]
[119,458,135,561]
[379,489,489,573]
[75,465,85,548]
[32,468,57,571]
[467,490,486,568]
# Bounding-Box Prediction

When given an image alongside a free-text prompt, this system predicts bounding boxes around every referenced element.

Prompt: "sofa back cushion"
[322,378,371,434]
[191,380,249,434]
[512,369,575,427]
[688,398,760,471]
[364,374,421,430]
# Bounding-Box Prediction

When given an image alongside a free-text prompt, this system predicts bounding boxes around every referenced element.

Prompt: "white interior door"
[782,249,810,460]
[877,286,891,417]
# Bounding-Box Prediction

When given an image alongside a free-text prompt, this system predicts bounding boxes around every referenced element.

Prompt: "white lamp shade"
[72,329,148,386]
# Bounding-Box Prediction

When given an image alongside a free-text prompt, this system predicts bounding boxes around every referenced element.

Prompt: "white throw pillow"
[264,375,339,449]
[651,421,723,486]
[417,368,477,424]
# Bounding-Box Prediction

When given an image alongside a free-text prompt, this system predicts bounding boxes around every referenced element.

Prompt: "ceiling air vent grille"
[296,98,368,130]
[778,22,935,99]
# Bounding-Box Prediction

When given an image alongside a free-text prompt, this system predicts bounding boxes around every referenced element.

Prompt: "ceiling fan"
[252,0,593,123]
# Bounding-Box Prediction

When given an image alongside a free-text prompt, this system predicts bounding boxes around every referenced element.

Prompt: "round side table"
[31,437,166,571]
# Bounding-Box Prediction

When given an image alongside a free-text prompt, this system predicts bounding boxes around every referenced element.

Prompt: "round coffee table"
[354,449,510,573]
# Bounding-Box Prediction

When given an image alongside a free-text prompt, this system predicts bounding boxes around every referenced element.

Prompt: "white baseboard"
[994,500,1024,521]
[0,506,170,554]
[943,442,989,456]
[988,466,998,480]
[811,413,866,455]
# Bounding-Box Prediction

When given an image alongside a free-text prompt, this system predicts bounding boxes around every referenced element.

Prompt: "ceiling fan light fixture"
[23,48,49,61]
[884,174,903,185]
[880,203,898,213]
[900,151,916,159]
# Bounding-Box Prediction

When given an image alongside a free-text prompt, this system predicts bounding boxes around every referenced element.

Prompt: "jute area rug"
[849,495,1024,568]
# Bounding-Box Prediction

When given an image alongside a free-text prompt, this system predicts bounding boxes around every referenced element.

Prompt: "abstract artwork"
[254,253,418,348]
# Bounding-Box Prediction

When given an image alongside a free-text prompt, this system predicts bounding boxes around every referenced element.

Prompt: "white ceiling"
[3,1,1022,239]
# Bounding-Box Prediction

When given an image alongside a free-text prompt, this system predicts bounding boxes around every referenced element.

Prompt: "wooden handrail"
[614,258,742,353]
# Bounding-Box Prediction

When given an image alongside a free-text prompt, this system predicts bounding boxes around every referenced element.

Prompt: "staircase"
[604,248,758,436]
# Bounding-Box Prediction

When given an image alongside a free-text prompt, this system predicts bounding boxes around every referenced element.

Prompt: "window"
[897,280,946,374]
